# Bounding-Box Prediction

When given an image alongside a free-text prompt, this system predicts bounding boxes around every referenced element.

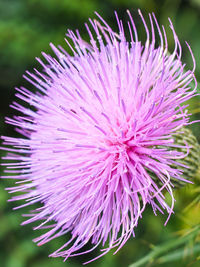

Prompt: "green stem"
[157,243,200,264]
[129,226,200,267]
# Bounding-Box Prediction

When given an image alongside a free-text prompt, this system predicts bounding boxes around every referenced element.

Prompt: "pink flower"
[1,10,197,263]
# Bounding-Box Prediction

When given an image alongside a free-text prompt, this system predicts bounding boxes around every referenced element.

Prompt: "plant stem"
[129,226,200,267]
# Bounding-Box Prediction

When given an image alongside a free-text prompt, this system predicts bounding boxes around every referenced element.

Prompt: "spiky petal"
[1,10,198,263]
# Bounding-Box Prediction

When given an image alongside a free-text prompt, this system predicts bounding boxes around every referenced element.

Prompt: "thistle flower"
[1,10,198,263]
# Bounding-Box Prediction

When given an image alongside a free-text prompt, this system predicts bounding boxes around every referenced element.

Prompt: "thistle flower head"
[1,10,198,263]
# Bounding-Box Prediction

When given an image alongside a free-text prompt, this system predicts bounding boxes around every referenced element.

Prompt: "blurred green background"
[0,0,200,267]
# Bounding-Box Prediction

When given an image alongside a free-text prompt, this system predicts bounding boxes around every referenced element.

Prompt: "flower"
[1,10,198,263]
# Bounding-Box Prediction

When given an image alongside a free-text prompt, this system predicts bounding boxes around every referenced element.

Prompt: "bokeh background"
[0,0,200,267]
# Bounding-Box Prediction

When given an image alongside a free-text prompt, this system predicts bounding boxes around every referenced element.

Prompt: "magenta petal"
[1,10,197,262]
